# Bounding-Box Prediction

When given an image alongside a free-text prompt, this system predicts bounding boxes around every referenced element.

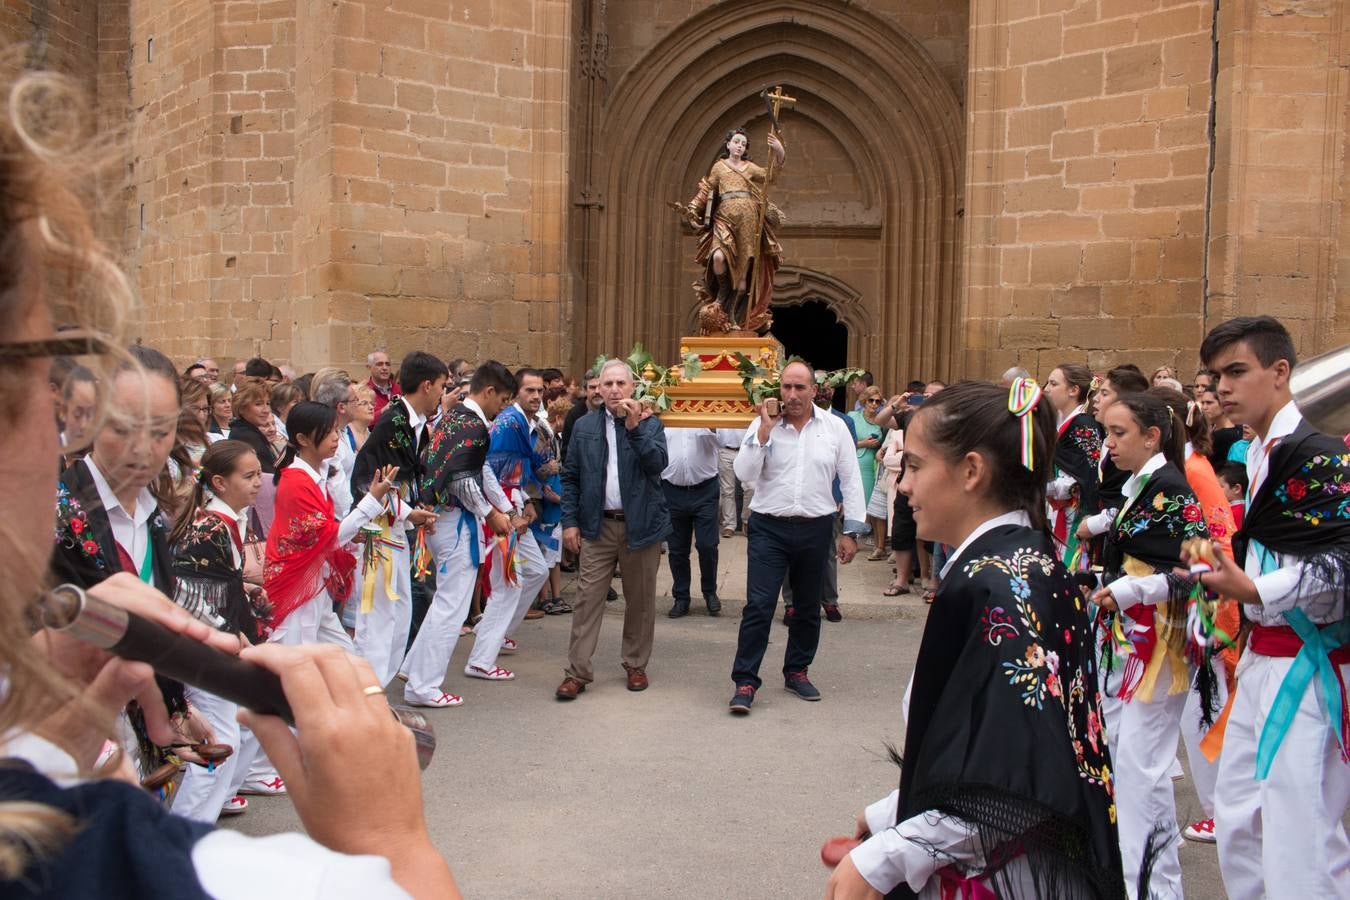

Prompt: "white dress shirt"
[603,411,623,511]
[715,427,744,449]
[1241,401,1341,627]
[732,405,866,526]
[1104,452,1172,608]
[401,396,427,451]
[661,428,720,486]
[83,456,157,574]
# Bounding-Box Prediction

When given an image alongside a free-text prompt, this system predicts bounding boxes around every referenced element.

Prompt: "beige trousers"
[565,518,662,684]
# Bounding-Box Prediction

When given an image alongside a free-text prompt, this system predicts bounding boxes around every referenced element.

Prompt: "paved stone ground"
[226,533,1227,898]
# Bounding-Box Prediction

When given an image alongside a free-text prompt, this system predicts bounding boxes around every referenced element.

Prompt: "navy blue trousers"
[731,512,834,689]
[662,477,720,602]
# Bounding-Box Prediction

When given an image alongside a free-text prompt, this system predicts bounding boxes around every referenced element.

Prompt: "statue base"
[655,334,783,428]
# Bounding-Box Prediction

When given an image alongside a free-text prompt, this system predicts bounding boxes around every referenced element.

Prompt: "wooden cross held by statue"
[745,85,796,324]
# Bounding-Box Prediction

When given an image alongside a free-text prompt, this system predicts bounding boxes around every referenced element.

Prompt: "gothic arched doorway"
[770,299,847,371]
[582,0,964,387]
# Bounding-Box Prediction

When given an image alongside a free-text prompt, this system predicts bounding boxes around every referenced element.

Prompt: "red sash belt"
[1250,624,1350,665]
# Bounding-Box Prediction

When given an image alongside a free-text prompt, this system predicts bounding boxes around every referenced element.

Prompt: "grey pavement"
[225,532,1227,898]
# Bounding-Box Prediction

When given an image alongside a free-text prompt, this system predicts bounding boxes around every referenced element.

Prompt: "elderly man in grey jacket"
[556,358,670,700]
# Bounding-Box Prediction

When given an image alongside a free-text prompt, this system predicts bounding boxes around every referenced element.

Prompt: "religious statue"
[678,87,796,336]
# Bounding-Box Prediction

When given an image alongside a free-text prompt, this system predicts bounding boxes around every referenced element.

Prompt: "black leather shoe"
[705,594,722,616]
[668,599,690,619]
[606,587,619,603]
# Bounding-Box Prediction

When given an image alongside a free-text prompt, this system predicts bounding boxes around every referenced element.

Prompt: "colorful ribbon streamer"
[1006,377,1043,471]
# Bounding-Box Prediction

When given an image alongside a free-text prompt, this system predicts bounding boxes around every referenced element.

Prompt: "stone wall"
[964,0,1218,381]
[1207,0,1350,357]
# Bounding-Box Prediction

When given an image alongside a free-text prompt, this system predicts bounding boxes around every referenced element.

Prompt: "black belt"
[602,510,626,521]
[665,477,716,491]
[759,513,831,524]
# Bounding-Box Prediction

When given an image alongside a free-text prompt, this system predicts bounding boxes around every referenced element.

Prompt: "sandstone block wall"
[965,0,1218,380]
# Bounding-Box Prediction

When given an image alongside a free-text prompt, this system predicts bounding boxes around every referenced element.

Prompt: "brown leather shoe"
[524,607,546,620]
[623,664,649,692]
[555,676,586,700]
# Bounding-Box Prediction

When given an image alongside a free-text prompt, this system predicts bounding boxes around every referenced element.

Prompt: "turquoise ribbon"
[1255,609,1347,779]
[444,507,480,573]
[1252,536,1348,779]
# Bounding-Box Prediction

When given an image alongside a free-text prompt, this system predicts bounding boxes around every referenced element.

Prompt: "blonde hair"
[231,380,270,418]
[0,58,135,875]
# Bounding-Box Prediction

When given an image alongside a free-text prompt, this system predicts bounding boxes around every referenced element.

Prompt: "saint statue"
[680,127,786,335]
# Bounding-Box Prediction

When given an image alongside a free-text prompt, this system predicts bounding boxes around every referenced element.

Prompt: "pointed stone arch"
[579,0,964,385]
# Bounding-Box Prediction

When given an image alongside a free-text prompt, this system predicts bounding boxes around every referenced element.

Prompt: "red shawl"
[263,468,355,630]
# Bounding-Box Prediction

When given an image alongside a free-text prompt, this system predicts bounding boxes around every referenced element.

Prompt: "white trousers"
[172,686,262,822]
[354,541,413,686]
[1179,657,1228,818]
[399,512,478,702]
[247,588,354,785]
[1114,657,1187,900]
[1216,651,1350,900]
[468,529,551,671]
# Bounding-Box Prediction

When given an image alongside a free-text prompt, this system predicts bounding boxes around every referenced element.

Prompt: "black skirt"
[891,488,917,549]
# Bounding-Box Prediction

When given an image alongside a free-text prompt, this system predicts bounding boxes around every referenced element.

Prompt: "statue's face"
[726,132,747,158]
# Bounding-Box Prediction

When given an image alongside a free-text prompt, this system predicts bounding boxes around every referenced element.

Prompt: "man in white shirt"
[728,361,866,714]
[1194,315,1350,900]
[661,427,723,618]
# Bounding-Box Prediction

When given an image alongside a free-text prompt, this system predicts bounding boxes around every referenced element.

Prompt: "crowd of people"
[4,65,1349,900]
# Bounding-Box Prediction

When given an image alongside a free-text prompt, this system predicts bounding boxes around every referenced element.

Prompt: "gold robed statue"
[678,87,796,335]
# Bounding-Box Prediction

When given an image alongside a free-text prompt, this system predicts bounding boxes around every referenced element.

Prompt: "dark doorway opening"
[769,299,848,372]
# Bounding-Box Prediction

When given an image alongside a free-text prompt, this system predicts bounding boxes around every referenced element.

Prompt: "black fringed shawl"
[350,398,427,505]
[171,508,265,644]
[891,524,1123,900]
[1054,413,1105,516]
[1101,461,1208,577]
[1239,421,1350,632]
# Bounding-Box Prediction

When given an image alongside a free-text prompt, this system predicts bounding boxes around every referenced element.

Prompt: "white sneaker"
[219,795,249,816]
[239,776,286,796]
[405,691,464,708]
[1182,818,1216,843]
[500,636,518,654]
[465,664,515,681]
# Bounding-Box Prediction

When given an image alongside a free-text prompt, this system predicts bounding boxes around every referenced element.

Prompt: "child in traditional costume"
[50,350,213,783]
[827,379,1122,900]
[348,352,446,686]
[398,362,517,708]
[1149,387,1241,844]
[1043,364,1104,572]
[1196,316,1350,900]
[264,401,396,648]
[168,440,270,821]
[1091,393,1209,898]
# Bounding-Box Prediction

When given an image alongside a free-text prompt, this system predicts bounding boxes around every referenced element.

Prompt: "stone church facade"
[6,0,1347,387]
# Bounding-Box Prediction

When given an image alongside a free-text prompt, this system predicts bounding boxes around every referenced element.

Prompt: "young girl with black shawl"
[1044,363,1104,572]
[1090,393,1208,899]
[167,440,271,822]
[826,380,1122,900]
